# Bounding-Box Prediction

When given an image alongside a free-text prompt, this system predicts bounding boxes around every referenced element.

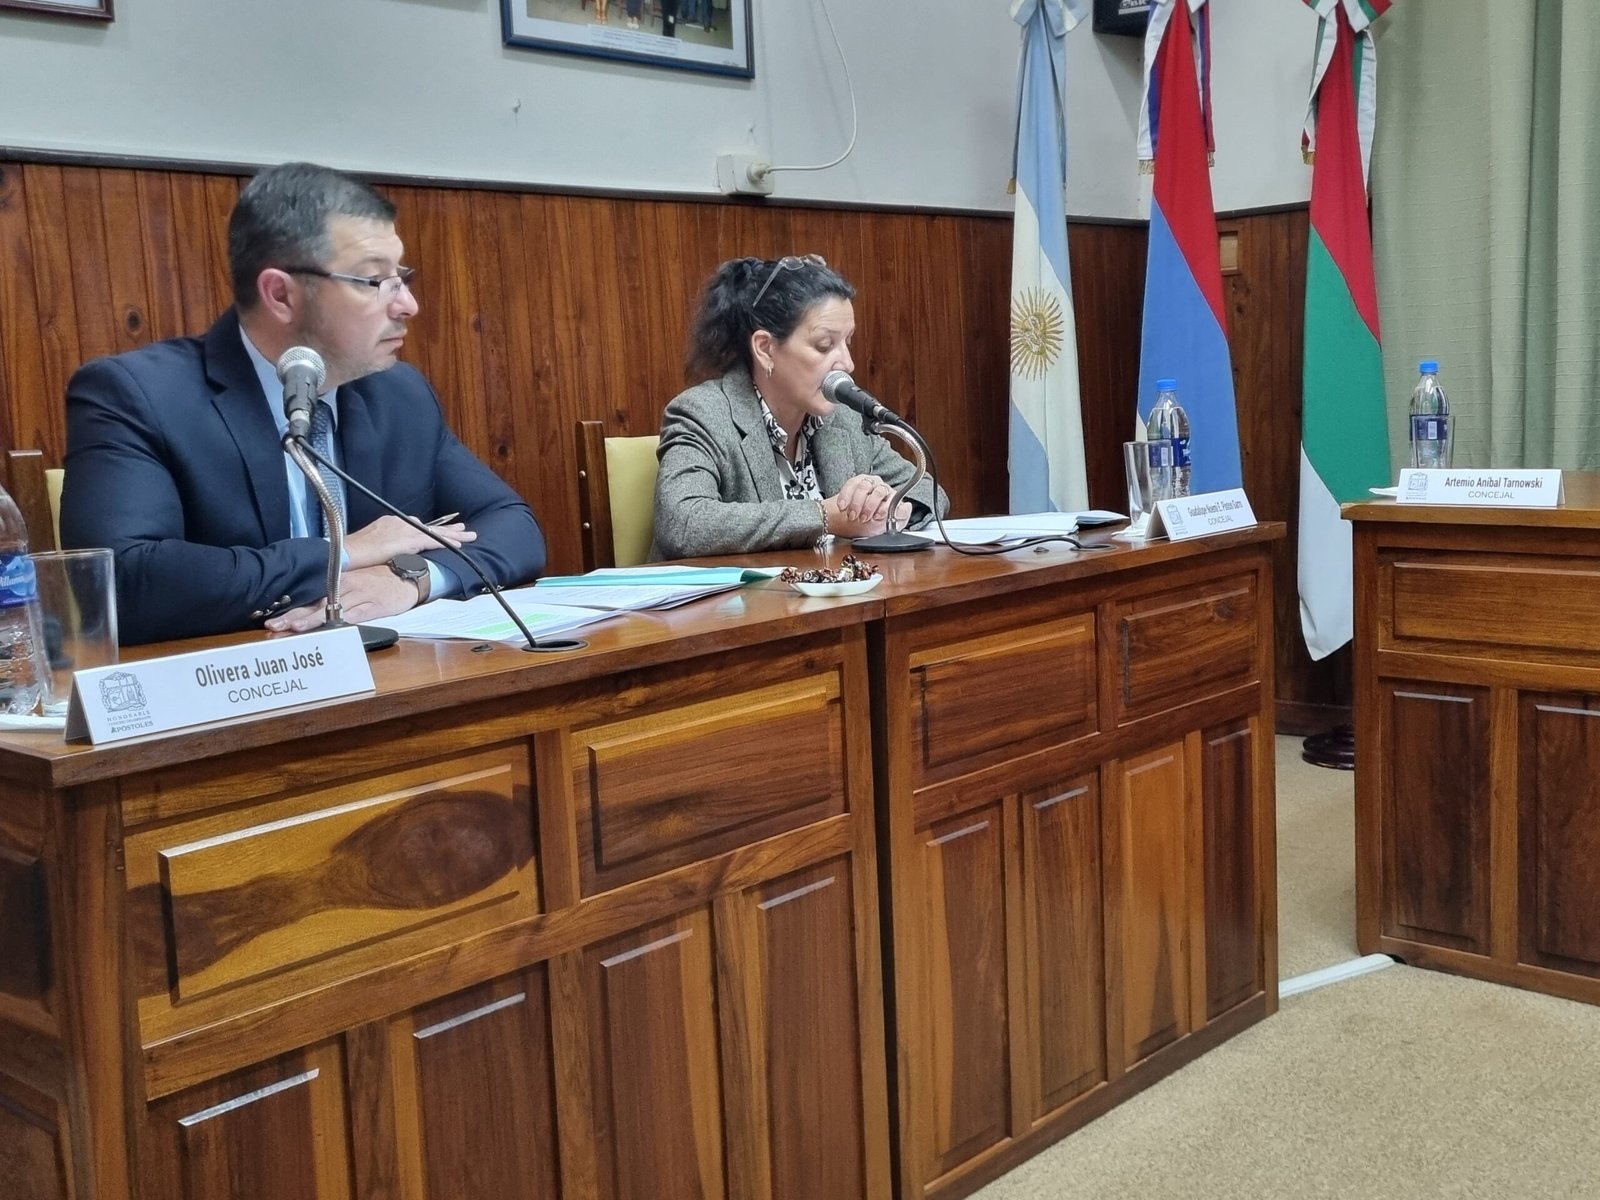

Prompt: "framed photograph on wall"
[502,0,753,79]
[0,0,113,19]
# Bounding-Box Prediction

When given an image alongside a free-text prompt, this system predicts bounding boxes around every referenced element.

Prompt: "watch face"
[390,554,428,579]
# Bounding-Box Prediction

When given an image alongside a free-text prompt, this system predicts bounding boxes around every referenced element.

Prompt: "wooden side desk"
[1350,476,1600,1005]
[0,529,1281,1200]
[866,529,1280,1200]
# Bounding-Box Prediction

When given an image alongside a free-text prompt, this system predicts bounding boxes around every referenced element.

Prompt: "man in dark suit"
[60,162,546,645]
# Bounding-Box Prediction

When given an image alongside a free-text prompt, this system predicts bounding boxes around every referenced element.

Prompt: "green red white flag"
[1298,0,1391,661]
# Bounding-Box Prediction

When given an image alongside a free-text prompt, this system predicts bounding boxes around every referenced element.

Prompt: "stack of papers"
[385,567,783,645]
[531,565,780,610]
[906,512,1118,545]
[382,589,619,643]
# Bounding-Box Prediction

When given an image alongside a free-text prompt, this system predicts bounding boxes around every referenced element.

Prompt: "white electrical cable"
[755,0,858,182]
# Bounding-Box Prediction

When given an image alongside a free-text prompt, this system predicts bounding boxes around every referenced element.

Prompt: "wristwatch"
[387,553,430,602]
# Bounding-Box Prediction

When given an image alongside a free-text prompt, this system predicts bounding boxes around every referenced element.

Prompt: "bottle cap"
[1155,378,1178,392]
[1419,360,1438,374]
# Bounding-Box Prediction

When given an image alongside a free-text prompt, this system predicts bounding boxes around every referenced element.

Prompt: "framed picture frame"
[1093,0,1148,38]
[0,0,113,19]
[502,0,753,79]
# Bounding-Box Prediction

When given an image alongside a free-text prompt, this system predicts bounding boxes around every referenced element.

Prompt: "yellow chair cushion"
[604,436,660,568]
[45,468,63,548]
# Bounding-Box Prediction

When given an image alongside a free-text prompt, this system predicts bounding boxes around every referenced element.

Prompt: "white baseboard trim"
[1280,953,1397,998]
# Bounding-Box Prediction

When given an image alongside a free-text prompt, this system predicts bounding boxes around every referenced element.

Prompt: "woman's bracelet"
[817,499,831,536]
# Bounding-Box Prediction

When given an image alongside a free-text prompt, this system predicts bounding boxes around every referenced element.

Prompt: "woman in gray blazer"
[651,256,948,559]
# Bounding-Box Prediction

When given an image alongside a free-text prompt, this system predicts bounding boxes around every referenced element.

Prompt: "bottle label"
[1172,435,1191,468]
[1147,441,1175,468]
[0,553,36,609]
[1411,414,1448,443]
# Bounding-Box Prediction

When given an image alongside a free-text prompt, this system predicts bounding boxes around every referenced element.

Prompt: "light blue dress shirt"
[239,329,452,599]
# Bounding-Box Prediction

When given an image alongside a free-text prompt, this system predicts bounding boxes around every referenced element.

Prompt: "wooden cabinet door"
[1382,682,1491,954]
[355,970,561,1200]
[913,800,1011,1182]
[576,908,728,1200]
[726,857,882,1200]
[140,1042,353,1200]
[1018,775,1105,1121]
[1109,743,1191,1067]
[1519,694,1600,978]
[1201,719,1263,1018]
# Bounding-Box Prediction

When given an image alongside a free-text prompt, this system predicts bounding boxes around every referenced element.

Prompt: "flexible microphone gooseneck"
[288,438,578,654]
[820,371,1110,558]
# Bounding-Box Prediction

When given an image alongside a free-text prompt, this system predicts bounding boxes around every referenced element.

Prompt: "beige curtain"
[1371,0,1600,470]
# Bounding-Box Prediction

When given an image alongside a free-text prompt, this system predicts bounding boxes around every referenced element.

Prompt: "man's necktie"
[308,399,347,537]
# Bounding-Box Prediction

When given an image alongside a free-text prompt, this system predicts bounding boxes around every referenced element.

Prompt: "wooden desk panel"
[0,530,1280,1200]
[1351,480,1600,1004]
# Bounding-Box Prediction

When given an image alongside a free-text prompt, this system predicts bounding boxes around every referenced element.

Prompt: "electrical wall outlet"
[715,154,774,196]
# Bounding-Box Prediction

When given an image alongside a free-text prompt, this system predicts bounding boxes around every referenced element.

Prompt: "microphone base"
[320,618,399,652]
[850,531,933,554]
[357,624,400,652]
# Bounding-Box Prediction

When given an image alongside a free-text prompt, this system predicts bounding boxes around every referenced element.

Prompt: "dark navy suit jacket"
[60,310,546,645]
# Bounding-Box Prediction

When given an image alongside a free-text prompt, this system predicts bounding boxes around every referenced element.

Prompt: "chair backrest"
[5,450,61,552]
[575,421,660,570]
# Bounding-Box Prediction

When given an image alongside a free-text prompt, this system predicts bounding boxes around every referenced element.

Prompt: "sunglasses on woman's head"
[751,253,827,311]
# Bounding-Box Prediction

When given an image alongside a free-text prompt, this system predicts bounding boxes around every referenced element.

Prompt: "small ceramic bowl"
[789,574,883,598]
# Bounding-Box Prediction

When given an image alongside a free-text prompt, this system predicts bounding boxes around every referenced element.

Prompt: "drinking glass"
[31,549,117,716]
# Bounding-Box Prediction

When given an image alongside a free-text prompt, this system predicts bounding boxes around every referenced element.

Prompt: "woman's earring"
[766,363,774,378]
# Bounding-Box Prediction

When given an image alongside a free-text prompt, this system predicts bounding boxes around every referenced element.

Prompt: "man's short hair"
[228,162,396,310]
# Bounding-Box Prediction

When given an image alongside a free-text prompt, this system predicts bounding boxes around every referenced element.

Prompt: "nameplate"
[1396,468,1564,507]
[1148,489,1257,542]
[64,627,373,744]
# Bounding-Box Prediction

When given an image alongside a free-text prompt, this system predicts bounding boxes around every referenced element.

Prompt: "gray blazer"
[651,368,948,559]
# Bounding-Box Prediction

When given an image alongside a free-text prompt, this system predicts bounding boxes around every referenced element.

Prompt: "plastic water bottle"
[1147,378,1192,497]
[1408,360,1452,469]
[0,484,43,715]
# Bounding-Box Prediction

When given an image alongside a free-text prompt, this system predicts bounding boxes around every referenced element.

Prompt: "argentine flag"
[1009,0,1089,514]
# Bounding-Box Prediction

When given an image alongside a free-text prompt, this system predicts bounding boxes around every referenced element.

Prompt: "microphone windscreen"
[821,370,853,404]
[277,345,327,387]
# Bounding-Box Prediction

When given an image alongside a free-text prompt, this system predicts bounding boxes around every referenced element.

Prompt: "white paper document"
[531,565,782,610]
[906,513,1082,544]
[382,590,618,643]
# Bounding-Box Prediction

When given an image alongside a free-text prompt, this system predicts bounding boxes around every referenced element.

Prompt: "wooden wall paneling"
[912,215,981,518]
[469,188,530,501]
[958,217,1013,518]
[132,170,186,343]
[21,167,83,453]
[96,170,157,356]
[0,164,48,455]
[166,170,231,335]
[1066,222,1147,513]
[1221,209,1352,720]
[59,170,118,368]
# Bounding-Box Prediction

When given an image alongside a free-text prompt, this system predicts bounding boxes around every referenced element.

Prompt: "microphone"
[822,370,903,427]
[277,346,325,439]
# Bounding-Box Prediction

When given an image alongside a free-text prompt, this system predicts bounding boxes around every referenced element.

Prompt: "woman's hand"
[823,476,910,537]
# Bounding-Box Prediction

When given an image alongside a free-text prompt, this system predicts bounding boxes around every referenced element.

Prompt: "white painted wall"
[0,0,1314,217]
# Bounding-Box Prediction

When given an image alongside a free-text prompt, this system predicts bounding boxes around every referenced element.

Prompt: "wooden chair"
[5,449,63,552]
[575,420,660,570]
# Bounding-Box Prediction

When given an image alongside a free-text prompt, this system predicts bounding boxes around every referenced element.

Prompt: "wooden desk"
[1350,477,1600,1005]
[863,528,1280,1200]
[0,529,1281,1200]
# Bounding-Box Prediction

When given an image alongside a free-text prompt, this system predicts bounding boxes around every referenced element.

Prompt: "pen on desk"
[425,512,459,527]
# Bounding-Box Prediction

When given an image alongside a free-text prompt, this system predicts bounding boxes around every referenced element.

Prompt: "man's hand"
[265,565,424,633]
[342,515,475,570]
[823,475,907,537]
